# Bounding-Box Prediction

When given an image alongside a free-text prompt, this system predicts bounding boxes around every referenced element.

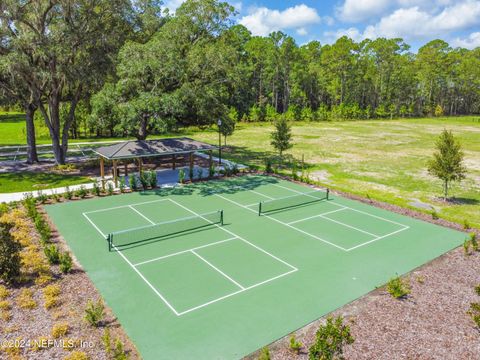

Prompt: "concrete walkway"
[0,155,246,203]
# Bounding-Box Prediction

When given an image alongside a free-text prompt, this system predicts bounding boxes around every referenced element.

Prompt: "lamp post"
[217,119,222,165]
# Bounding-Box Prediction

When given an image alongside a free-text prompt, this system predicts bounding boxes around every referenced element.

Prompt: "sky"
[163,0,480,51]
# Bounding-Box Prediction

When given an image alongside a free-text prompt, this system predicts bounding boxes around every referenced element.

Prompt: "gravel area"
[249,247,480,360]
[243,174,480,360]
[0,207,139,359]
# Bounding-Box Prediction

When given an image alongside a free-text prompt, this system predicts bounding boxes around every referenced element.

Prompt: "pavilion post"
[189,152,194,180]
[124,161,128,176]
[137,158,143,174]
[172,154,176,170]
[100,157,105,190]
[113,160,118,188]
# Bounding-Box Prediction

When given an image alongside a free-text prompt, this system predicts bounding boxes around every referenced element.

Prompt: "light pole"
[217,119,222,165]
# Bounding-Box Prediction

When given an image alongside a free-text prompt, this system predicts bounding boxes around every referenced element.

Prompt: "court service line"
[177,268,297,316]
[287,208,348,225]
[133,237,238,267]
[346,227,409,251]
[190,250,246,290]
[82,213,107,238]
[249,190,274,200]
[129,205,155,225]
[272,183,410,229]
[214,193,348,252]
[167,198,298,272]
[318,214,380,237]
[84,214,181,316]
[83,198,170,215]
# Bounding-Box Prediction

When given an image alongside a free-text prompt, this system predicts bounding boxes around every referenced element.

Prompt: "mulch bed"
[244,173,480,359]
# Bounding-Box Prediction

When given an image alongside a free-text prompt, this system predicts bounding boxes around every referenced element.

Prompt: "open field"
[0,172,91,193]
[1,113,479,228]
[45,175,466,359]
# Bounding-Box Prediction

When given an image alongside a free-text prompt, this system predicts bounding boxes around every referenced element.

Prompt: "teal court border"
[82,198,298,316]
[45,175,466,360]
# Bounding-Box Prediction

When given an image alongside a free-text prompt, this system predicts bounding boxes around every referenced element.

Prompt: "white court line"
[177,268,297,316]
[318,214,380,237]
[83,213,107,238]
[129,205,155,225]
[167,198,298,272]
[85,214,180,316]
[346,227,409,251]
[134,237,238,266]
[287,208,348,225]
[272,183,410,229]
[83,198,170,215]
[191,250,245,290]
[215,193,348,252]
[250,189,274,200]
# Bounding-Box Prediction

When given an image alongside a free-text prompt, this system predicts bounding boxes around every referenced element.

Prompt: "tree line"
[1,0,479,164]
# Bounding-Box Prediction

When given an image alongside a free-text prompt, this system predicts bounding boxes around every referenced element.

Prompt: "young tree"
[271,116,292,159]
[0,222,21,284]
[220,109,237,145]
[428,129,467,200]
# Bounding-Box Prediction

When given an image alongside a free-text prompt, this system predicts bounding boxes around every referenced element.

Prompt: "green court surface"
[45,175,466,359]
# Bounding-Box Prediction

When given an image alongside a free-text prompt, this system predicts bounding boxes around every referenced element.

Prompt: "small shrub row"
[464,233,478,255]
[102,327,128,360]
[43,284,61,309]
[386,275,411,299]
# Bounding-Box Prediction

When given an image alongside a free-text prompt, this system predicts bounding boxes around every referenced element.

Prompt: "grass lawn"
[191,117,480,229]
[0,172,91,193]
[1,112,479,228]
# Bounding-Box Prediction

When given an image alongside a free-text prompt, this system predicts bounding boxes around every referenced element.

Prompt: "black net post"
[107,234,112,252]
[258,202,262,216]
[220,210,224,225]
[327,188,330,200]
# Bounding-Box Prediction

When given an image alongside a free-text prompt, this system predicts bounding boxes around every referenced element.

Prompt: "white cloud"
[452,32,480,49]
[239,4,321,36]
[337,0,391,22]
[296,27,308,36]
[364,1,480,40]
[324,27,365,43]
[164,0,184,13]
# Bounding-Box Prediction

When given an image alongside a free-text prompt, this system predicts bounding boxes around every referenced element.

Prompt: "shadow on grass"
[447,197,480,206]
[0,172,89,193]
[0,113,25,123]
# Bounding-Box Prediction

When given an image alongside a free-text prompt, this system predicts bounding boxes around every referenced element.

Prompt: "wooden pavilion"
[93,138,218,187]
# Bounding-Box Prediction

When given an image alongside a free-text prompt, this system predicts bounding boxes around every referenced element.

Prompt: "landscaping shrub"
[59,252,73,273]
[178,169,186,184]
[308,316,354,360]
[468,303,480,329]
[0,222,21,284]
[196,168,203,180]
[113,338,128,360]
[43,284,60,309]
[289,335,303,354]
[430,208,439,220]
[0,203,9,217]
[84,299,105,327]
[0,284,10,299]
[470,232,478,252]
[65,186,73,200]
[93,182,101,196]
[75,185,88,199]
[44,244,61,265]
[386,276,410,299]
[37,190,48,204]
[149,170,157,188]
[107,182,114,196]
[464,239,471,255]
[209,165,215,178]
[463,219,471,230]
[258,347,270,360]
[475,284,480,297]
[129,174,138,191]
[265,158,273,174]
[119,176,126,193]
[51,322,69,338]
[0,299,11,311]
[17,288,37,309]
[140,172,149,190]
[63,351,89,360]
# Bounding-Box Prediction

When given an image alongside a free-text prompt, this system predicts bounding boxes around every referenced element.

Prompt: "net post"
[107,234,111,252]
[326,188,330,200]
[258,202,262,216]
[220,210,224,226]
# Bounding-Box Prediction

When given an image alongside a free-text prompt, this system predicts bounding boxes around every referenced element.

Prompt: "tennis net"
[259,189,329,215]
[107,210,223,250]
